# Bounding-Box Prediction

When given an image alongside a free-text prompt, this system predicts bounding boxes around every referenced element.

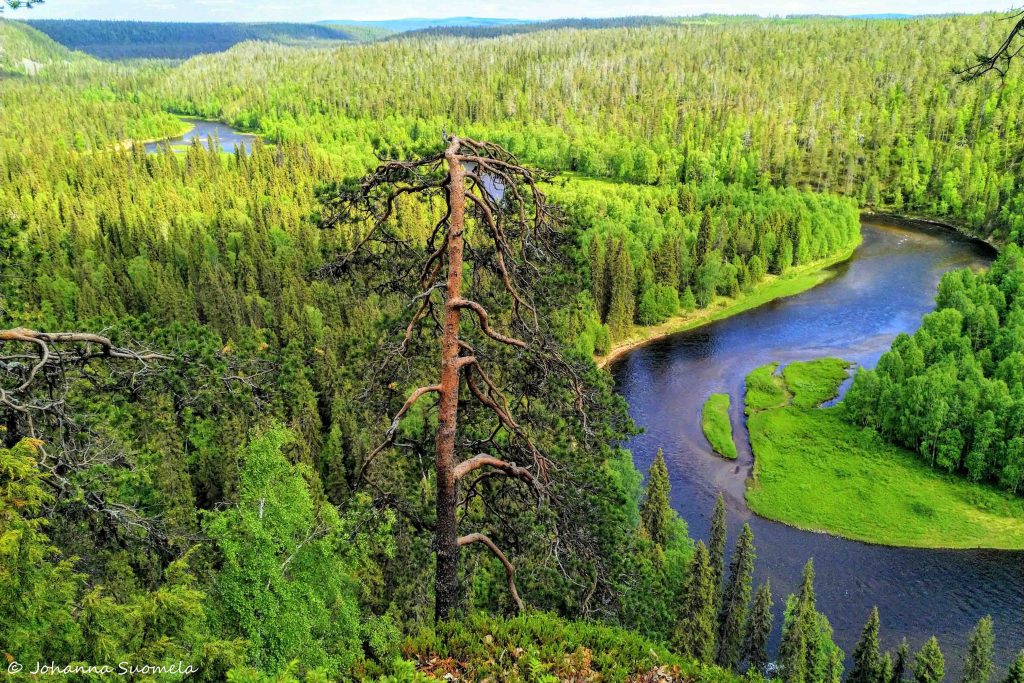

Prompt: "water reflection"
[145,118,257,154]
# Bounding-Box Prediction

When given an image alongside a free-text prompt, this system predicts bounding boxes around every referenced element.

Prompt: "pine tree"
[914,637,945,683]
[676,541,717,663]
[717,523,755,670]
[849,607,882,683]
[709,493,727,597]
[744,579,774,673]
[641,449,672,549]
[1003,652,1024,683]
[962,616,994,683]
[894,639,911,683]
[780,560,818,683]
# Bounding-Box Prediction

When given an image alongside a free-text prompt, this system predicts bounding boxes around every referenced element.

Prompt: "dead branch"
[458,531,525,613]
[958,9,1024,81]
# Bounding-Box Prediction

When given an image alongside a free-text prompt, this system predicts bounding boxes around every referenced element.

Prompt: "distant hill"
[320,17,529,34]
[0,19,78,76]
[25,20,355,60]
[392,16,679,40]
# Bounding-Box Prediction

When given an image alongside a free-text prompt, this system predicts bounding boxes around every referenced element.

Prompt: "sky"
[6,0,1020,23]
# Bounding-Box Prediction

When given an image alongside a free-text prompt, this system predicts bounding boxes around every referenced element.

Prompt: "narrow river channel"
[610,220,1023,673]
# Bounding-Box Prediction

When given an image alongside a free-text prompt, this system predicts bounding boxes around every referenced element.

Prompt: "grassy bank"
[596,239,860,368]
[701,393,737,459]
[744,359,1024,549]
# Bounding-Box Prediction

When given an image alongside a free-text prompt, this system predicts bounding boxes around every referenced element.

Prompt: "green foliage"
[716,523,755,670]
[743,580,774,675]
[561,178,859,343]
[779,562,843,683]
[702,393,738,459]
[1003,652,1024,683]
[848,607,882,683]
[205,426,390,678]
[399,612,742,683]
[843,246,1024,495]
[0,439,243,675]
[0,18,78,75]
[641,449,673,548]
[676,542,717,663]
[962,616,995,683]
[914,637,945,683]
[709,494,727,602]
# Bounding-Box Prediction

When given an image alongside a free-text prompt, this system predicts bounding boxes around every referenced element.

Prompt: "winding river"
[610,220,1024,672]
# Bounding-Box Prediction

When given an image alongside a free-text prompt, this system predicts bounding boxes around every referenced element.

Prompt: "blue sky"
[8,0,1020,22]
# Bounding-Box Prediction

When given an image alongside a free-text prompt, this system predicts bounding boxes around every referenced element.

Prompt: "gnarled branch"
[458,532,525,613]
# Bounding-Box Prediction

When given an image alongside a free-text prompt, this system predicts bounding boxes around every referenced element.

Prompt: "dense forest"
[25,20,355,59]
[148,15,1024,243]
[2,12,1024,682]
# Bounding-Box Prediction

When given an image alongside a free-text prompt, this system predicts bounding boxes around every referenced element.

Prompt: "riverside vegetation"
[2,12,1024,681]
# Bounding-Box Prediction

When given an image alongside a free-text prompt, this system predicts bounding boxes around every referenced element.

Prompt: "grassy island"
[701,393,737,459]
[745,359,1024,549]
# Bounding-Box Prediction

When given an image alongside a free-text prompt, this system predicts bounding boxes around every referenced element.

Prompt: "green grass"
[743,362,788,414]
[702,393,737,459]
[782,358,851,407]
[744,360,1024,549]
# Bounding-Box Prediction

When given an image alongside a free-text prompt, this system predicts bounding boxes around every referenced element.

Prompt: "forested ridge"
[1,12,1024,682]
[150,15,1024,242]
[24,20,355,59]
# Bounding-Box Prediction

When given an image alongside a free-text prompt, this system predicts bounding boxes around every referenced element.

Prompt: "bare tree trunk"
[434,141,466,622]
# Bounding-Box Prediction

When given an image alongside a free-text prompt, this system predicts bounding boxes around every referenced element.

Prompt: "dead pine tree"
[318,134,584,621]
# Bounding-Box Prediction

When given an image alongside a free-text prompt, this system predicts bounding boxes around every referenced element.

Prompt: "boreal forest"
[2,7,1024,683]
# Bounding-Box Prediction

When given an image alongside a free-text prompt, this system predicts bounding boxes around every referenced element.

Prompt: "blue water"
[611,221,1022,673]
[144,118,256,154]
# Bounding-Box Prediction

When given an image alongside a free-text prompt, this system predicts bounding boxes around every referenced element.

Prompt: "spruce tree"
[606,239,636,336]
[676,541,717,663]
[1003,652,1024,683]
[744,579,774,674]
[880,654,894,683]
[962,616,994,683]
[709,493,728,597]
[717,523,755,670]
[849,607,882,683]
[589,236,608,322]
[780,599,810,683]
[641,449,672,549]
[894,639,911,683]
[914,637,945,683]
[780,560,818,683]
[695,207,713,268]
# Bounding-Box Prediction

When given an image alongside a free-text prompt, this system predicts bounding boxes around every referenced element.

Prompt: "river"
[144,118,256,154]
[610,220,1024,672]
